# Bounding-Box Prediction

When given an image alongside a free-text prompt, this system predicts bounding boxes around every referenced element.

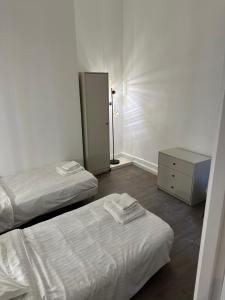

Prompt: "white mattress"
[0,162,98,231]
[0,194,174,300]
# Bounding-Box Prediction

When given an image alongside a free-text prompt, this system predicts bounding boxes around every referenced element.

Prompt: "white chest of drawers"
[157,148,211,206]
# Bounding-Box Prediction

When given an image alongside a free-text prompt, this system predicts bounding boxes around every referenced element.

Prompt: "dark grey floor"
[22,165,205,300]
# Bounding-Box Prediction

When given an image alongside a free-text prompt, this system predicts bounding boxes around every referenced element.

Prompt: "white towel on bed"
[61,161,80,171]
[112,193,137,212]
[104,199,145,224]
[56,161,84,176]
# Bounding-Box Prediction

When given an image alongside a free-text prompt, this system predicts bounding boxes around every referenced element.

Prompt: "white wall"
[122,0,225,168]
[1,0,224,176]
[74,0,123,156]
[0,0,83,176]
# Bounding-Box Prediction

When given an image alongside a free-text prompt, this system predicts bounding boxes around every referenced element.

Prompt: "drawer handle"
[171,174,175,178]
[171,186,174,189]
[172,162,176,166]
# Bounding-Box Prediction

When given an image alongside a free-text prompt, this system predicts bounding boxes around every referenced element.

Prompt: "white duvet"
[0,194,174,300]
[0,162,98,233]
[0,181,14,232]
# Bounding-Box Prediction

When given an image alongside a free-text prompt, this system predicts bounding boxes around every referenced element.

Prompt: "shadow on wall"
[0,0,83,176]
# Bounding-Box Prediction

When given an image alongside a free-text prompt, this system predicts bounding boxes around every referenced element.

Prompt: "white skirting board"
[110,156,132,170]
[119,153,158,175]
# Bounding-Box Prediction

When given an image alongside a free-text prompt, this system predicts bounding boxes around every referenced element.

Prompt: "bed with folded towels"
[0,161,98,233]
[0,193,174,300]
[104,193,146,224]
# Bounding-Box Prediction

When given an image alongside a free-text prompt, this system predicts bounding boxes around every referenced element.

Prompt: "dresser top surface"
[159,147,211,164]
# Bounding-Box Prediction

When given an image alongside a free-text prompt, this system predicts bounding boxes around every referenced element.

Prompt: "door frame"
[194,90,225,299]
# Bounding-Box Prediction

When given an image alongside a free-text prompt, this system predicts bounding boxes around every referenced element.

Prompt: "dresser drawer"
[159,152,194,177]
[158,164,176,195]
[158,164,193,203]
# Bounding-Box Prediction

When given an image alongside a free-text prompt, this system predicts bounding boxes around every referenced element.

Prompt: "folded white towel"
[104,200,145,225]
[56,166,84,176]
[112,193,137,212]
[62,161,80,171]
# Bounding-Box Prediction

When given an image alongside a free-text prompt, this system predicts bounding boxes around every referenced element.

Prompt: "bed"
[0,194,174,300]
[0,162,98,233]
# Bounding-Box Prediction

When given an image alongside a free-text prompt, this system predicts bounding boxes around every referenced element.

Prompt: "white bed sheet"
[0,230,39,299]
[0,182,14,231]
[0,162,98,231]
[4,194,174,300]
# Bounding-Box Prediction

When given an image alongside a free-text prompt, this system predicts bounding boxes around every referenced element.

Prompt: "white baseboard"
[119,152,158,175]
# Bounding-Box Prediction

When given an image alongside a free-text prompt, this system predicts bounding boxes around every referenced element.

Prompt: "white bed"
[0,162,98,233]
[0,194,174,300]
